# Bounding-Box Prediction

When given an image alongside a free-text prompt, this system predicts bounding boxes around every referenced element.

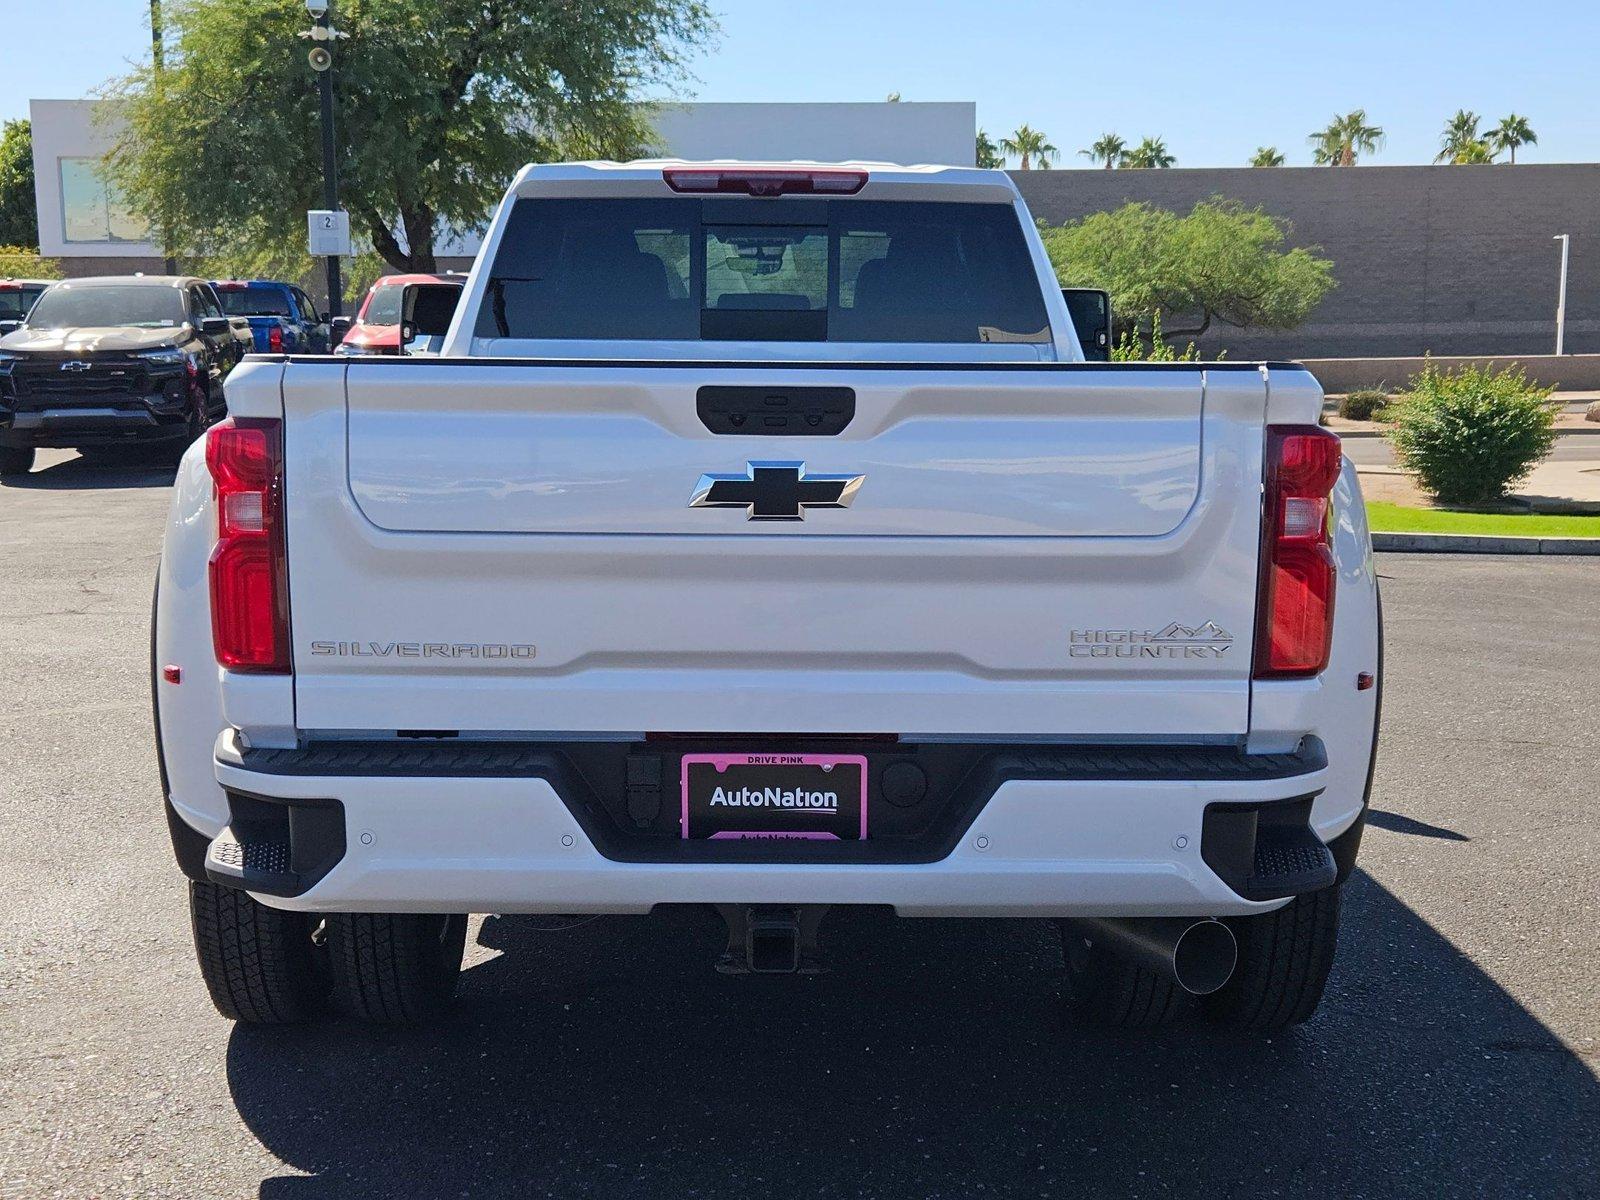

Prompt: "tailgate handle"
[696,386,855,436]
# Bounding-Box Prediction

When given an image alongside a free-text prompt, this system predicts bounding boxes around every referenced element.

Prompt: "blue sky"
[3,0,1589,167]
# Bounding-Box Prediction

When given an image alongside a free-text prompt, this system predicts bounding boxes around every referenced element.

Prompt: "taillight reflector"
[267,324,284,353]
[663,168,867,197]
[207,417,289,672]
[1254,425,1342,679]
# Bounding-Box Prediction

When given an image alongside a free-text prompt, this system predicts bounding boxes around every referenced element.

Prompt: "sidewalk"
[1355,459,1600,514]
[1327,405,1599,438]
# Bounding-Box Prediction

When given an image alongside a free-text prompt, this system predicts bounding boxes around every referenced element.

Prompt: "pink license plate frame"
[679,752,869,841]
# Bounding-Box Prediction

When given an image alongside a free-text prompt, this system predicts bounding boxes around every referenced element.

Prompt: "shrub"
[1338,387,1390,421]
[0,244,63,279]
[1388,361,1558,504]
[1110,310,1212,362]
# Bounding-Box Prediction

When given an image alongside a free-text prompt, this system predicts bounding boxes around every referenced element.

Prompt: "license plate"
[680,753,868,841]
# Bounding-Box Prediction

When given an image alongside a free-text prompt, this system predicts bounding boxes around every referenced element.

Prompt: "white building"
[28,99,977,274]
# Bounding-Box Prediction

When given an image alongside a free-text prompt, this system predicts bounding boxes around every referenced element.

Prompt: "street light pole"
[313,6,343,319]
[1553,234,1570,356]
[150,0,177,274]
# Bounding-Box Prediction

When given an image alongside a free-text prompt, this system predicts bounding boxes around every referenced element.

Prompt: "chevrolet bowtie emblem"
[689,461,865,522]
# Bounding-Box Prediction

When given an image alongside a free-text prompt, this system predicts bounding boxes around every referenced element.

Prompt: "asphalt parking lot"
[2,448,1596,1199]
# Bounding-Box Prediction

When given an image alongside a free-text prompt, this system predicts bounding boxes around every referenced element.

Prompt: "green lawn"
[1365,500,1600,537]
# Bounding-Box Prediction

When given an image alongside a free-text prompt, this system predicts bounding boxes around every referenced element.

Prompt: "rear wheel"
[0,445,34,476]
[189,880,329,1024]
[1058,922,1189,1029]
[326,912,468,1026]
[1204,885,1342,1031]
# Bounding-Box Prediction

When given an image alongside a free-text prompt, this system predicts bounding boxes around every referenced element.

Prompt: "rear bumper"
[202,735,1355,918]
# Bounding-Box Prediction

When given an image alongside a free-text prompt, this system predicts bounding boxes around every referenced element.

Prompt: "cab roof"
[507,159,1020,202]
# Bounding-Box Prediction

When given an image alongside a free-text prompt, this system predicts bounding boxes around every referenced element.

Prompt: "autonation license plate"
[680,753,868,841]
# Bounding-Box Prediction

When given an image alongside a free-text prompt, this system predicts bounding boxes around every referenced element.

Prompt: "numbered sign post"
[307,210,351,258]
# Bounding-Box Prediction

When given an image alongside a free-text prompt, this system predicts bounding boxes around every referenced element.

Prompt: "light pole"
[1553,234,1570,356]
[305,0,343,318]
[150,0,177,274]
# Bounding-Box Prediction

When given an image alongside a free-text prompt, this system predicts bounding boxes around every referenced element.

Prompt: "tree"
[1309,110,1383,166]
[1250,146,1285,167]
[1079,133,1125,169]
[1000,124,1058,170]
[1038,198,1336,343]
[1488,113,1537,164]
[0,119,39,248]
[1122,136,1175,169]
[104,0,716,280]
[1436,109,1483,163]
[975,129,1003,169]
[1451,140,1495,165]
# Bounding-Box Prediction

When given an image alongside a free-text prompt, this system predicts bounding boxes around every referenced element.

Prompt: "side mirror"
[1061,288,1112,362]
[200,315,230,335]
[398,283,461,356]
[328,315,351,347]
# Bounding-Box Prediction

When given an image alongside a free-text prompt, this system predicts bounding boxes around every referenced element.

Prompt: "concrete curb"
[1373,532,1600,555]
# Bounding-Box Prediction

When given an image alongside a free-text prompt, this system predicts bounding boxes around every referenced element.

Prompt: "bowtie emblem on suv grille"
[689,461,865,521]
[60,360,93,372]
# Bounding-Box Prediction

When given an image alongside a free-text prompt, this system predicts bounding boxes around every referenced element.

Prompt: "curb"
[1373,532,1600,555]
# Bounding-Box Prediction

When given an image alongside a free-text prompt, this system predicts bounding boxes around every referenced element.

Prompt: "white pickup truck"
[153,161,1380,1032]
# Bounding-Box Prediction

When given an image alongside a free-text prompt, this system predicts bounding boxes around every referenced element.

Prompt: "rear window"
[477,198,1051,344]
[216,285,293,317]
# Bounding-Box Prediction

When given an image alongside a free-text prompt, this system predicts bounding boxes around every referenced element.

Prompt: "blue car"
[210,280,330,353]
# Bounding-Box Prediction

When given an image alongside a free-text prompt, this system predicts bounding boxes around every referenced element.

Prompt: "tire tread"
[189,880,323,1024]
[1207,885,1341,1031]
[327,912,466,1026]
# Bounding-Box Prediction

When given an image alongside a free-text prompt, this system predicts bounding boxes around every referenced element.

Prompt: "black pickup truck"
[0,276,251,475]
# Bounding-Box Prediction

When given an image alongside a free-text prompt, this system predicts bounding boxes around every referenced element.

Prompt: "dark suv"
[0,276,251,475]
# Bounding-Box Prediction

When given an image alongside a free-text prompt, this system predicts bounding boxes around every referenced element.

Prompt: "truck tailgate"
[282,360,1268,738]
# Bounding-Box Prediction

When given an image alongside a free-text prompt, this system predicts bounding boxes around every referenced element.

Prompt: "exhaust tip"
[1172,919,1238,996]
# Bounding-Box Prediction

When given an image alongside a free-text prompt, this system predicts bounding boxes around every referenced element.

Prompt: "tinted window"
[195,287,224,319]
[26,284,186,329]
[477,198,1051,344]
[0,287,44,321]
[217,285,293,317]
[361,284,404,326]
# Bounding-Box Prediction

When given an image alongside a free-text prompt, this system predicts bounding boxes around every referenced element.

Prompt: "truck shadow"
[228,873,1597,1199]
[1,448,177,489]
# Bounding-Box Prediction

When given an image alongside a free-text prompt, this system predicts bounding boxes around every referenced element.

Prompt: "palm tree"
[1123,136,1176,169]
[1079,133,1126,169]
[1452,140,1495,165]
[1250,146,1286,167]
[975,129,1003,169]
[999,124,1058,170]
[1308,110,1384,166]
[1488,113,1537,164]
[1436,110,1483,163]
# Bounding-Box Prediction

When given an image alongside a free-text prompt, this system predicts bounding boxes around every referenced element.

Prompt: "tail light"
[207,418,289,672]
[663,168,867,197]
[1254,425,1342,679]
[267,324,284,353]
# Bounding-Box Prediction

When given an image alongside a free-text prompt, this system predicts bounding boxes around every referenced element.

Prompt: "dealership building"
[23,96,1599,359]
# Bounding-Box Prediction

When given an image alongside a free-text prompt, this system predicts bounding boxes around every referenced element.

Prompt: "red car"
[334,272,465,355]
